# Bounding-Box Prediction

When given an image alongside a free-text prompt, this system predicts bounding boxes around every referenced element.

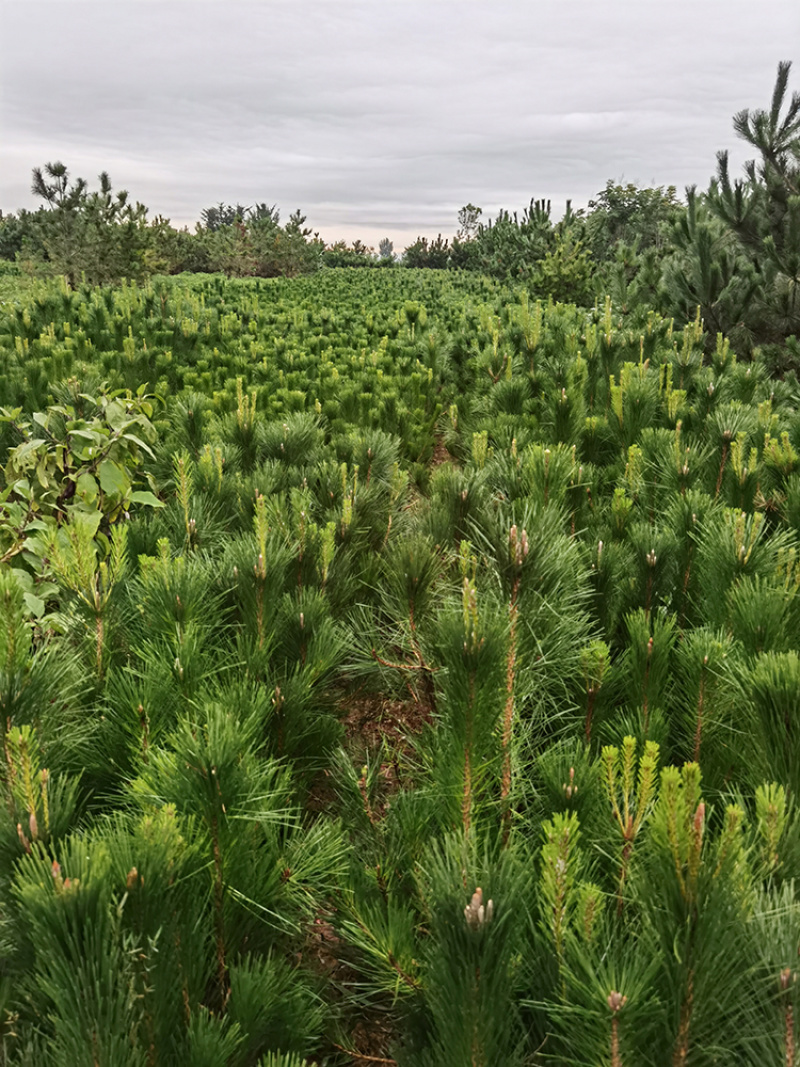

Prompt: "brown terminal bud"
[607,990,627,1013]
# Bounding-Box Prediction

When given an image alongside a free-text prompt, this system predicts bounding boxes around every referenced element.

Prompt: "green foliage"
[3,260,800,1064]
[0,386,161,566]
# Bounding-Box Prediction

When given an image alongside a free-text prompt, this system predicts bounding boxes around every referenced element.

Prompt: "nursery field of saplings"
[4,265,800,1066]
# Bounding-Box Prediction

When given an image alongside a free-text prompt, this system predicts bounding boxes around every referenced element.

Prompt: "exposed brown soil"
[429,432,456,470]
[303,912,397,1065]
[337,1020,397,1063]
[303,688,428,1064]
[340,690,429,756]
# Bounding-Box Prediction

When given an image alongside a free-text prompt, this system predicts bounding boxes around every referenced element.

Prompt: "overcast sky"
[2,1,799,248]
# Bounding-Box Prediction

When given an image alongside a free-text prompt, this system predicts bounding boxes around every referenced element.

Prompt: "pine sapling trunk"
[673,969,694,1067]
[642,637,653,735]
[781,969,795,1067]
[715,435,731,498]
[692,658,709,763]
[502,527,528,842]
[462,673,475,836]
[679,542,695,630]
[584,686,597,743]
[95,611,104,680]
[501,573,521,844]
[608,992,627,1067]
[210,811,229,1005]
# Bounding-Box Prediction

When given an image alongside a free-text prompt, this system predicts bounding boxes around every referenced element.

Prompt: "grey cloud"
[2,0,798,247]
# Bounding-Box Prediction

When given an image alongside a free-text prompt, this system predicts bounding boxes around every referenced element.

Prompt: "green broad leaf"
[98,459,130,497]
[10,567,34,592]
[35,459,52,489]
[75,471,99,503]
[130,490,165,508]
[12,438,47,462]
[69,508,103,535]
[23,592,45,618]
[104,400,127,430]
[121,432,156,457]
[32,411,49,430]
[9,478,33,501]
[68,428,103,441]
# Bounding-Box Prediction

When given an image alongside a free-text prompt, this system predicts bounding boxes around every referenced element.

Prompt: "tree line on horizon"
[1,61,798,363]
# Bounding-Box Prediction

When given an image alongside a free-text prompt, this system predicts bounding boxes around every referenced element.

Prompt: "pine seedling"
[472,429,489,469]
[3,725,50,853]
[670,628,734,769]
[664,373,688,428]
[750,651,800,796]
[377,534,440,708]
[197,441,225,493]
[461,572,482,837]
[515,443,579,511]
[231,375,259,473]
[422,568,507,838]
[0,575,32,727]
[533,740,606,841]
[657,763,705,905]
[131,702,293,1004]
[666,488,717,630]
[729,431,760,509]
[228,954,324,1064]
[185,1007,243,1067]
[602,736,659,912]
[173,449,196,550]
[319,519,336,590]
[755,782,788,877]
[727,574,794,657]
[46,514,128,680]
[774,545,800,592]
[611,487,635,536]
[103,806,209,1051]
[580,639,610,743]
[501,522,528,839]
[708,401,757,490]
[11,836,150,1066]
[409,834,528,1067]
[628,521,679,616]
[251,490,280,650]
[624,443,645,502]
[669,308,704,392]
[549,907,664,1067]
[540,810,582,994]
[643,766,753,1065]
[380,460,409,550]
[617,610,676,740]
[672,420,693,494]
[134,541,228,702]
